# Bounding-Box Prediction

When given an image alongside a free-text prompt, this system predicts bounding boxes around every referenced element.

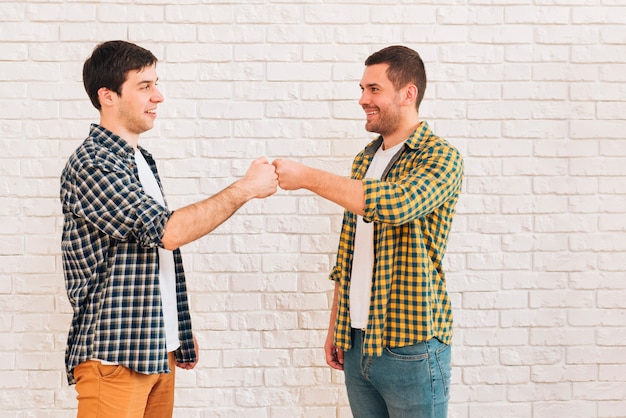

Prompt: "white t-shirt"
[349,140,406,329]
[135,150,180,352]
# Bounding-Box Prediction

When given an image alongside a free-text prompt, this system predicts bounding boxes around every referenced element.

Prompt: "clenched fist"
[272,159,311,191]
[239,157,278,199]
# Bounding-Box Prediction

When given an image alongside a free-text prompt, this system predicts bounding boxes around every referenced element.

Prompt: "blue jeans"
[344,329,451,418]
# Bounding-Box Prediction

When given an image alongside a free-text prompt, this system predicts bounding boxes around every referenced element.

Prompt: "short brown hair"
[365,45,427,112]
[83,40,158,110]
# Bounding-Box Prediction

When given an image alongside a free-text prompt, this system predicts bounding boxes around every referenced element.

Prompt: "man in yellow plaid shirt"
[273,45,463,418]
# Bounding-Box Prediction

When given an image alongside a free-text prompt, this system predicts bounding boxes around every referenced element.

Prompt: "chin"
[365,123,380,134]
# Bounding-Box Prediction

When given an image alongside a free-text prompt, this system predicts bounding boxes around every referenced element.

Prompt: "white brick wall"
[1,0,624,417]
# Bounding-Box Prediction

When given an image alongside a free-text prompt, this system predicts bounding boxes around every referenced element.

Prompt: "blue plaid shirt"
[60,124,196,385]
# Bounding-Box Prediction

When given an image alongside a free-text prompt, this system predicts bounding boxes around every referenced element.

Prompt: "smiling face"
[98,64,164,147]
[358,63,404,138]
[113,64,163,138]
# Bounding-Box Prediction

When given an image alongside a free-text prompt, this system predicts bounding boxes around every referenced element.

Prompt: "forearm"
[161,180,251,250]
[328,281,340,334]
[325,280,344,369]
[303,166,365,216]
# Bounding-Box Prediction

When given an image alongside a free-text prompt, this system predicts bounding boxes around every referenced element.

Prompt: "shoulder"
[414,126,463,166]
[63,136,128,181]
[427,134,462,160]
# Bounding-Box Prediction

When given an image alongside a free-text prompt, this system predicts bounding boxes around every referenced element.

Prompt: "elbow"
[160,229,181,251]
[354,207,366,217]
[342,200,365,217]
[161,212,182,251]
[160,236,179,251]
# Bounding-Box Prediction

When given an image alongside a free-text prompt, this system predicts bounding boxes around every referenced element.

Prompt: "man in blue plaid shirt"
[273,46,463,417]
[60,40,278,418]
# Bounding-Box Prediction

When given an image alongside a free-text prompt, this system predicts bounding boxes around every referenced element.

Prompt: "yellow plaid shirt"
[330,121,463,356]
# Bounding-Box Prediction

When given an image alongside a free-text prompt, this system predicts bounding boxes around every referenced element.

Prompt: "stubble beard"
[118,106,153,137]
[364,106,402,138]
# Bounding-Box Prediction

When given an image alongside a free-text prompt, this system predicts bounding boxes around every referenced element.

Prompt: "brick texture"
[1,0,625,417]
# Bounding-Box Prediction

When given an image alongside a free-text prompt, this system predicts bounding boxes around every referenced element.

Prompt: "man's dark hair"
[365,45,427,112]
[83,40,158,110]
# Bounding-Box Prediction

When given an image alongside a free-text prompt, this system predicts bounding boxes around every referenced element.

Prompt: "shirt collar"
[89,123,137,159]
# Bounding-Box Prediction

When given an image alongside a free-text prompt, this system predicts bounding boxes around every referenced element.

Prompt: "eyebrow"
[360,82,381,89]
[137,78,158,86]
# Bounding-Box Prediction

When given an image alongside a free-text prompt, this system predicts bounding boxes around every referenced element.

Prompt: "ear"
[404,84,418,106]
[97,87,115,108]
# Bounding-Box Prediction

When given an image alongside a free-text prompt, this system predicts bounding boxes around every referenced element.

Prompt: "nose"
[152,87,164,103]
[358,90,369,107]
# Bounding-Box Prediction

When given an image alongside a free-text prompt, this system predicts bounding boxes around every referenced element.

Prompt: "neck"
[382,119,421,150]
[99,117,140,150]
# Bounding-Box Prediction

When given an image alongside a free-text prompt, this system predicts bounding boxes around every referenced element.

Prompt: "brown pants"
[73,352,176,418]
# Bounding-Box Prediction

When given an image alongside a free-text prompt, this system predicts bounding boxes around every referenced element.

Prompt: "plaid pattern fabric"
[330,122,464,356]
[60,124,196,385]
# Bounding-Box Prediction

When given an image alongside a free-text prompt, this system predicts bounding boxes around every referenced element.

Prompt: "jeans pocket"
[434,343,451,398]
[384,342,429,361]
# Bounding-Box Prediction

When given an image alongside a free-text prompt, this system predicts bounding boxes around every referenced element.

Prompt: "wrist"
[301,165,320,191]
[230,178,255,203]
